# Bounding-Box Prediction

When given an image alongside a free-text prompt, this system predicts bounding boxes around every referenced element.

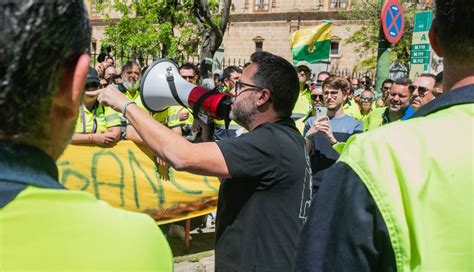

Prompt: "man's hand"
[90,85,129,113]
[178,108,190,121]
[306,116,338,144]
[317,118,337,144]
[305,116,327,138]
[91,132,117,147]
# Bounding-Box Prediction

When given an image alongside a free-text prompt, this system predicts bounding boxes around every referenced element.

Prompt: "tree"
[98,0,231,76]
[193,0,232,78]
[343,0,430,73]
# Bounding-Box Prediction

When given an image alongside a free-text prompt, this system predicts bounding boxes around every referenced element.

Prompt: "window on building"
[331,42,340,56]
[329,0,348,9]
[254,0,270,12]
[253,36,265,52]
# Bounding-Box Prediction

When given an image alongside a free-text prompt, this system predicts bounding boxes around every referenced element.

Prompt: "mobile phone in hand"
[315,107,327,120]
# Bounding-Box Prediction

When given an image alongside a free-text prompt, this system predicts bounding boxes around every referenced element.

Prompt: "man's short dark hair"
[250,51,299,118]
[394,77,412,87]
[222,66,242,80]
[382,79,394,85]
[322,76,350,93]
[179,62,199,77]
[0,1,91,140]
[435,0,474,66]
[122,61,141,74]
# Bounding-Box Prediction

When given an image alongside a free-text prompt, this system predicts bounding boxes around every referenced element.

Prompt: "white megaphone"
[140,59,231,120]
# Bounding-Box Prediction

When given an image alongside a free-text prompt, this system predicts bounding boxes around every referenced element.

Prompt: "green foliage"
[98,0,212,65]
[344,0,424,72]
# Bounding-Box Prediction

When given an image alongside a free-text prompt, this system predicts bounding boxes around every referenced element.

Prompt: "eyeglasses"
[182,75,196,80]
[361,81,367,84]
[311,94,324,101]
[382,86,391,91]
[323,90,341,97]
[360,96,374,102]
[230,80,265,97]
[409,85,430,97]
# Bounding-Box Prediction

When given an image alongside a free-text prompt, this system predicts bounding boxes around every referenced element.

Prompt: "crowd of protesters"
[1,0,472,272]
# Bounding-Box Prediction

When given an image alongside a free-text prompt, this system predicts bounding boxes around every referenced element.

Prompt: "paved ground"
[167,217,216,271]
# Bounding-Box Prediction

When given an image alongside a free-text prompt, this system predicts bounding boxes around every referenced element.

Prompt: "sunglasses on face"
[382,86,391,91]
[182,75,196,80]
[409,85,430,97]
[311,94,324,101]
[360,96,374,102]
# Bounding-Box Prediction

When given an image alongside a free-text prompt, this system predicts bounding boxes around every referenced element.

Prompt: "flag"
[290,21,332,64]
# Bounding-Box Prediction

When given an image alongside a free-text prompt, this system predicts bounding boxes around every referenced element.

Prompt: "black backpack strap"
[412,84,474,118]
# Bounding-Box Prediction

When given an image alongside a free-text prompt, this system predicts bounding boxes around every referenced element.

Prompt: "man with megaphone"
[94,51,312,271]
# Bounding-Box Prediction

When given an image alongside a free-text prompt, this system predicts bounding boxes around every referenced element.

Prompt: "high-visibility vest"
[338,85,474,271]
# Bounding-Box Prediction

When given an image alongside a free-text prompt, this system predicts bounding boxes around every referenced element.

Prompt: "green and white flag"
[290,21,332,64]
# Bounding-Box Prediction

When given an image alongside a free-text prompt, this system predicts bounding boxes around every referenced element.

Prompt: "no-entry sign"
[381,0,405,44]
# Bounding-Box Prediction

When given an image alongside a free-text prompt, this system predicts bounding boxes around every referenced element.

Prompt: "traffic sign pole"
[375,0,404,96]
[375,0,390,97]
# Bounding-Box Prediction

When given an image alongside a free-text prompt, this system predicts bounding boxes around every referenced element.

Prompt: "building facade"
[86,0,372,76]
[223,0,371,76]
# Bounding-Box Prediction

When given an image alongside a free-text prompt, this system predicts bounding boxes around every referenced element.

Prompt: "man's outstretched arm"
[95,85,229,177]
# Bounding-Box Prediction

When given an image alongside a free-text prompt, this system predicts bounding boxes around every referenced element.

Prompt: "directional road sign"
[381,0,405,44]
[409,10,433,79]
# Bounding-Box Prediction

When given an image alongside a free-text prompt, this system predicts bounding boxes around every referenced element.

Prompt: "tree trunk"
[194,0,232,80]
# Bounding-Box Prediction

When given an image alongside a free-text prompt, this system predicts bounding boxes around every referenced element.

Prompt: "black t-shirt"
[215,117,312,272]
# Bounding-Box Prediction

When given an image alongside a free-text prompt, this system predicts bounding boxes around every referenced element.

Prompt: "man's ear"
[429,19,443,57]
[52,54,90,120]
[256,89,272,107]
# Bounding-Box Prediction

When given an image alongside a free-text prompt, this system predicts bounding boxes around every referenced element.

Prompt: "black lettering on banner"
[91,151,125,206]
[128,149,165,209]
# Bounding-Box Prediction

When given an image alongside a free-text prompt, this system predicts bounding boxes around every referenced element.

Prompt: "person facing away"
[294,0,473,270]
[95,51,313,271]
[0,1,172,271]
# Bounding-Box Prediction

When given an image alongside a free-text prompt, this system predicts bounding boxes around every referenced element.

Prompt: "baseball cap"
[86,67,100,85]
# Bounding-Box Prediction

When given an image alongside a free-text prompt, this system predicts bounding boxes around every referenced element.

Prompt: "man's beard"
[123,78,139,90]
[229,100,258,130]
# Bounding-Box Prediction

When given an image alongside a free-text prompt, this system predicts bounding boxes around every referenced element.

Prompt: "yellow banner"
[57,141,219,225]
